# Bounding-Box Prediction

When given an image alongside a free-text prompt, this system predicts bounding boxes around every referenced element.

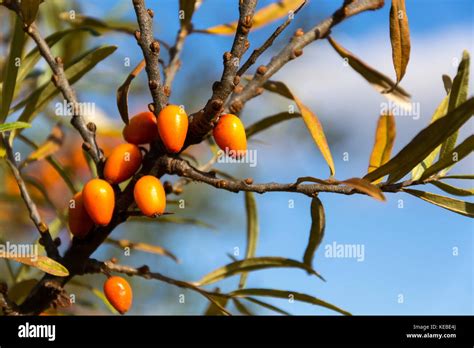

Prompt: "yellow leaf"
[20,125,63,168]
[261,80,335,177]
[389,0,411,83]
[368,114,396,184]
[328,36,412,110]
[201,0,305,35]
[340,177,386,202]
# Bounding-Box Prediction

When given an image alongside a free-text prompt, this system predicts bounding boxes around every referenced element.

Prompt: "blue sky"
[51,0,474,315]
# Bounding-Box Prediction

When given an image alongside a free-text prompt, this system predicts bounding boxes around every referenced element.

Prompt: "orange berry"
[134,175,166,217]
[82,179,115,226]
[68,191,94,238]
[104,143,142,184]
[213,114,247,158]
[157,105,188,153]
[104,276,133,315]
[123,111,159,145]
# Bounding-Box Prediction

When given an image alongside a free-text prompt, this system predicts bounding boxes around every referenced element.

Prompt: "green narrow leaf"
[303,197,325,269]
[439,51,470,171]
[105,238,179,263]
[420,135,474,180]
[243,297,291,315]
[17,27,100,85]
[261,80,335,176]
[239,192,259,288]
[2,255,69,277]
[14,45,117,125]
[439,175,474,180]
[58,13,137,35]
[232,298,254,315]
[364,98,474,184]
[195,257,324,286]
[367,114,396,183]
[1,15,26,122]
[230,288,351,316]
[430,181,473,197]
[327,36,411,110]
[403,189,474,217]
[411,92,450,180]
[0,122,31,133]
[246,112,301,138]
[389,0,410,84]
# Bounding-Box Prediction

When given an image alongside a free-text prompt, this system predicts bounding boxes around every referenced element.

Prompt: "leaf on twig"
[179,0,201,28]
[403,189,474,217]
[420,135,474,181]
[411,92,450,180]
[340,178,386,201]
[430,181,473,197]
[203,288,229,316]
[14,45,117,125]
[0,122,31,133]
[229,288,351,315]
[261,80,335,176]
[243,296,291,315]
[364,98,474,184]
[327,36,412,110]
[58,13,137,34]
[19,0,43,25]
[439,51,470,173]
[367,114,396,183]
[389,0,410,85]
[239,192,259,289]
[116,59,146,125]
[105,238,179,263]
[199,0,305,35]
[0,16,26,123]
[245,112,301,138]
[20,125,64,168]
[195,257,324,286]
[303,197,325,269]
[0,255,69,277]
[232,298,254,315]
[439,175,474,180]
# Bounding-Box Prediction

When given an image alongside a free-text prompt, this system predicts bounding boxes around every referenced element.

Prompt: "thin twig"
[184,0,258,146]
[85,259,232,315]
[164,23,190,89]
[22,21,104,168]
[3,137,60,259]
[132,0,168,112]
[228,0,385,113]
[237,0,307,77]
[159,155,430,198]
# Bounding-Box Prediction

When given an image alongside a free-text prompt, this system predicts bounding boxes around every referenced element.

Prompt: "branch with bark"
[227,0,385,113]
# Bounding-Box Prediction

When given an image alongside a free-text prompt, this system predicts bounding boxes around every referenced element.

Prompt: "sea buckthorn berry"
[68,191,94,238]
[134,175,166,217]
[213,114,247,158]
[123,111,159,145]
[157,104,188,153]
[82,179,115,226]
[104,143,142,184]
[104,276,133,315]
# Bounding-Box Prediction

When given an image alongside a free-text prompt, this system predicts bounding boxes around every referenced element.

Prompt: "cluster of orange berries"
[67,105,247,314]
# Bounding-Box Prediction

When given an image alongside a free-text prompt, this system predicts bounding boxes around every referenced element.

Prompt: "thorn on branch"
[148,103,155,113]
[147,8,154,18]
[134,30,141,41]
